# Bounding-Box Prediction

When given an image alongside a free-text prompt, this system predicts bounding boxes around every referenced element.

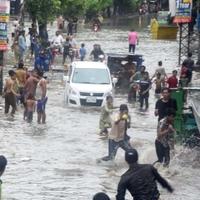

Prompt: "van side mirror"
[63,75,69,82]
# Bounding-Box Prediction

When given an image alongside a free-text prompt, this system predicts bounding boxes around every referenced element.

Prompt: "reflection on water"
[103,15,153,31]
[0,17,200,200]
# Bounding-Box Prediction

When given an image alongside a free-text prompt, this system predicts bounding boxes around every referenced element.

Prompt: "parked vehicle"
[64,61,113,107]
[107,53,144,90]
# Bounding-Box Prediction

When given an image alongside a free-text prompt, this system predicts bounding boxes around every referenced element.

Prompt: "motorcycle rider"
[92,16,101,32]
[90,44,105,61]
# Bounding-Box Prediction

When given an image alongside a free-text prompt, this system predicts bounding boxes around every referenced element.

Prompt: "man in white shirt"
[51,31,64,52]
[152,61,167,81]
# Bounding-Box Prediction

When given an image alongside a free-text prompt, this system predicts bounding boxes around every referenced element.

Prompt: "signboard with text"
[0,0,10,50]
[173,0,192,23]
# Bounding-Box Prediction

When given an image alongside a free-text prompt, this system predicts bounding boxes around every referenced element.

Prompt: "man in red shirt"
[167,70,178,89]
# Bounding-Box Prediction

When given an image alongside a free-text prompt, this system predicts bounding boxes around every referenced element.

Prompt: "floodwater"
[0,15,200,200]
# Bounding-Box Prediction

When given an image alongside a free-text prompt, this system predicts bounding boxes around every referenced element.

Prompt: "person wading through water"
[116,149,174,200]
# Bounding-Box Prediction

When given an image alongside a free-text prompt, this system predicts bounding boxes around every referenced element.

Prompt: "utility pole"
[197,0,200,61]
[19,0,25,28]
[174,0,192,65]
[0,51,3,95]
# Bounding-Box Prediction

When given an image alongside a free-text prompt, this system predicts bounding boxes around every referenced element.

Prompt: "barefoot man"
[4,70,19,116]
[35,71,48,124]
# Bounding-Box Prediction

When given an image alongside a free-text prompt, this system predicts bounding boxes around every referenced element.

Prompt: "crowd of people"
[1,17,196,199]
[96,52,195,199]
[96,88,177,199]
[10,18,107,74]
[10,18,76,71]
[3,63,47,124]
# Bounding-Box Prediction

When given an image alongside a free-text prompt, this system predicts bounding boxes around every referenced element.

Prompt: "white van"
[64,61,113,107]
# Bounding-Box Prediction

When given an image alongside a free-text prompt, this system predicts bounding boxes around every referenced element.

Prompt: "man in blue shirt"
[79,43,86,61]
[18,30,27,62]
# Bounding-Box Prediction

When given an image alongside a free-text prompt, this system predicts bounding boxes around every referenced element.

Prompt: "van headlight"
[69,87,78,95]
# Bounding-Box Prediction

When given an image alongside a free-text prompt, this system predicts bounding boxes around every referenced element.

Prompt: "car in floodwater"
[64,61,113,107]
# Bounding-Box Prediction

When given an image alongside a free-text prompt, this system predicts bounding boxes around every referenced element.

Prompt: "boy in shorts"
[26,94,36,123]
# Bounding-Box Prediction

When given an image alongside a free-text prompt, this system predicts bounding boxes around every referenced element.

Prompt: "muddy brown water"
[0,16,200,199]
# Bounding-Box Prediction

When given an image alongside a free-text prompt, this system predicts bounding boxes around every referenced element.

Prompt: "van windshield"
[72,68,110,84]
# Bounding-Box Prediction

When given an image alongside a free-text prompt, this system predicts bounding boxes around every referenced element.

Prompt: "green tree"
[113,0,140,15]
[25,0,61,42]
[59,0,86,19]
[85,0,112,20]
[59,0,112,21]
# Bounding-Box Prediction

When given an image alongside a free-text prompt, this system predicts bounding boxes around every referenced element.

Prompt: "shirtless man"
[15,62,26,105]
[4,70,19,116]
[35,71,47,124]
[24,70,39,119]
[26,94,36,123]
[24,70,39,99]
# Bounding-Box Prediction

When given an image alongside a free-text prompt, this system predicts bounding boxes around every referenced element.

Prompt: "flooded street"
[0,16,200,199]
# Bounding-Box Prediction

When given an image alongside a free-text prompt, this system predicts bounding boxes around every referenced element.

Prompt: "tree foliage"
[24,0,140,42]
[59,0,86,19]
[25,0,61,24]
[25,0,140,23]
[84,0,112,20]
[113,0,140,14]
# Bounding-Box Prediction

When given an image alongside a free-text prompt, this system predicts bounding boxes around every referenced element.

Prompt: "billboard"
[0,0,10,50]
[173,0,192,23]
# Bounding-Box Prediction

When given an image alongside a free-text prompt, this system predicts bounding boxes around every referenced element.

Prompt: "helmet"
[125,149,138,164]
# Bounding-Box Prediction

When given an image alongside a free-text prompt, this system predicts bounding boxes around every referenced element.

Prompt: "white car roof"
[72,61,108,69]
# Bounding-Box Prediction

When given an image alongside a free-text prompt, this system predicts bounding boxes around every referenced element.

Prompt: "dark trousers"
[128,85,137,102]
[155,88,162,95]
[155,140,170,166]
[187,69,192,84]
[80,56,85,61]
[27,111,33,123]
[17,87,25,106]
[63,53,73,64]
[102,139,133,161]
[129,44,136,53]
[5,92,17,115]
[139,94,149,109]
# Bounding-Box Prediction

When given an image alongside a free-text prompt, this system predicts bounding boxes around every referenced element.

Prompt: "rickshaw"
[107,53,144,91]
